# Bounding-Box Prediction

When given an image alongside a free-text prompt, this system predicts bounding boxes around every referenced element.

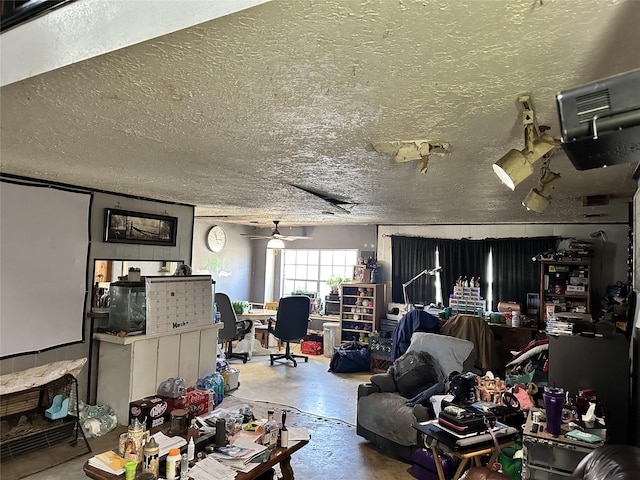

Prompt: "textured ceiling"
[1,0,639,227]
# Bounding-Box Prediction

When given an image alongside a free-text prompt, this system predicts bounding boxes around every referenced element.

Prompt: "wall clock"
[206,225,227,253]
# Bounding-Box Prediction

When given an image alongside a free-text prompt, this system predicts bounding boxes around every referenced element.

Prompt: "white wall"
[0,188,194,405]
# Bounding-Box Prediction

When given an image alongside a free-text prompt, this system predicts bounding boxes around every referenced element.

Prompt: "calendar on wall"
[145,275,213,335]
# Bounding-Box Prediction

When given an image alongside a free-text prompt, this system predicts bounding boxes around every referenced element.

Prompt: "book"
[88,450,127,475]
[215,444,256,458]
[209,438,269,465]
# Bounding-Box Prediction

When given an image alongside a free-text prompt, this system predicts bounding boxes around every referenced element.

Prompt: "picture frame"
[104,209,177,246]
[353,265,372,283]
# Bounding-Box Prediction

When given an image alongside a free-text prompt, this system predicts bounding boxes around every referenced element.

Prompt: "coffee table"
[413,421,517,480]
[83,439,309,480]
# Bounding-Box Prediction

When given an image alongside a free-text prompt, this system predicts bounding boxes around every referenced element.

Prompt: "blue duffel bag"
[328,341,370,373]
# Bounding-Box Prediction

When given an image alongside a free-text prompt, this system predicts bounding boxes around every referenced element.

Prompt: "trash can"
[323,322,340,358]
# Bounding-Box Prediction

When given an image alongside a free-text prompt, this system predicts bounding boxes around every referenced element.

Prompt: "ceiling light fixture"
[372,140,452,174]
[522,156,561,213]
[493,96,560,190]
[266,238,285,249]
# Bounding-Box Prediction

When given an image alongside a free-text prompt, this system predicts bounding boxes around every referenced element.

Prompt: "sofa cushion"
[390,350,444,398]
[358,392,423,447]
[370,373,397,392]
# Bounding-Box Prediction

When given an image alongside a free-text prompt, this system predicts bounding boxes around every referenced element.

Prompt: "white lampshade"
[494,134,559,190]
[493,149,534,190]
[267,238,285,249]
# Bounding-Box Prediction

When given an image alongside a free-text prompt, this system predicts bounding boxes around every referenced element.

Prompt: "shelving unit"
[539,260,591,323]
[339,283,385,344]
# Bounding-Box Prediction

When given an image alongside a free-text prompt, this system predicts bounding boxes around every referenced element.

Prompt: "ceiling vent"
[582,195,610,207]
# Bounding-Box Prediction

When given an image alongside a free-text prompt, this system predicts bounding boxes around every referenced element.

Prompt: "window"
[281,249,359,298]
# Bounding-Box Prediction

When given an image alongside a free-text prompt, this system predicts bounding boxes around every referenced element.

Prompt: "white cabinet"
[95,323,222,425]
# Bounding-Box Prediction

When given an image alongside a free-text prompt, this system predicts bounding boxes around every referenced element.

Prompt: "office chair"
[215,292,253,363]
[268,296,311,367]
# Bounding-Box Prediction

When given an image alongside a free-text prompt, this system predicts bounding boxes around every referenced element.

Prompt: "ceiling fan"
[241,220,312,241]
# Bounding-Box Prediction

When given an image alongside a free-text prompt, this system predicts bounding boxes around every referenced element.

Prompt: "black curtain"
[437,238,489,303]
[491,237,557,308]
[391,236,438,305]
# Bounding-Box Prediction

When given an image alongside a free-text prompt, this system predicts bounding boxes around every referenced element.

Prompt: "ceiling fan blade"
[240,234,274,239]
[282,235,312,241]
[240,220,312,241]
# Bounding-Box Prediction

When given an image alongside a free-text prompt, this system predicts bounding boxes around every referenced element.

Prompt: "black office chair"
[268,296,311,367]
[216,292,252,363]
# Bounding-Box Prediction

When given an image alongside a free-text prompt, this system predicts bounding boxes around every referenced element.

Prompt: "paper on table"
[188,456,236,480]
[287,427,310,441]
[87,450,127,475]
[151,431,187,456]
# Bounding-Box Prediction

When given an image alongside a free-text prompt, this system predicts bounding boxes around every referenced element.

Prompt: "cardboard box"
[129,396,170,430]
[171,389,213,417]
[566,285,586,293]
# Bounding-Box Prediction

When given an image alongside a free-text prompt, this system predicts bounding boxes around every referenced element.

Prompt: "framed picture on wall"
[104,209,177,246]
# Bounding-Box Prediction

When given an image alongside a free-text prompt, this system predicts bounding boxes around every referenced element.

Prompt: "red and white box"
[167,388,214,417]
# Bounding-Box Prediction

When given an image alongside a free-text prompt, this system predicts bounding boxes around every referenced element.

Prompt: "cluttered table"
[83,440,309,480]
[83,406,311,480]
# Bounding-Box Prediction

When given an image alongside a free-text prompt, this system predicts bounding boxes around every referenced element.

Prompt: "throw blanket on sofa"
[407,332,474,377]
[391,310,441,360]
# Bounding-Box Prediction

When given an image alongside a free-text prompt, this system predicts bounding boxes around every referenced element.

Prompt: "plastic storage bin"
[323,322,340,358]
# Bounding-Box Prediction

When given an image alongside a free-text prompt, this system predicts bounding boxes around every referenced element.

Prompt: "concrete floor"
[21,345,416,480]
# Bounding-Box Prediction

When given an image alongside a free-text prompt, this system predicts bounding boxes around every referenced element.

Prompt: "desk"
[83,440,309,480]
[522,409,601,479]
[488,324,537,376]
[414,421,517,480]
[236,310,278,357]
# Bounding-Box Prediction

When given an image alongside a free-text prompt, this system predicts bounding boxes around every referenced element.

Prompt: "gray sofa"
[357,332,476,462]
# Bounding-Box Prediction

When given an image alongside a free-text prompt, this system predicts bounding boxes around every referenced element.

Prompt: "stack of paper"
[188,456,236,480]
[151,431,188,456]
[287,426,310,442]
[87,450,128,475]
[208,438,269,466]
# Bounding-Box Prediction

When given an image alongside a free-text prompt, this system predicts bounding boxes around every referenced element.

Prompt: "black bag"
[328,342,370,373]
[438,403,496,434]
[411,447,458,480]
[448,371,477,402]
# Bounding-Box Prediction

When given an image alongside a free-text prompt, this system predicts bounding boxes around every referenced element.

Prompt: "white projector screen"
[0,180,90,357]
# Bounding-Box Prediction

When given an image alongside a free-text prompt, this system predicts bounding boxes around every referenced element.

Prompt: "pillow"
[390,350,444,398]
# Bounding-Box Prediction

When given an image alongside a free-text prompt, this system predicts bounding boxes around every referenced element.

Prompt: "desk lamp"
[402,266,442,312]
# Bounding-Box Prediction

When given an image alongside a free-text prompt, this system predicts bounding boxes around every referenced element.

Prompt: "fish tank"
[108,281,146,334]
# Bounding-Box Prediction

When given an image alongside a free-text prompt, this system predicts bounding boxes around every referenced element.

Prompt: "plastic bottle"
[180,453,189,480]
[166,448,181,480]
[187,437,195,461]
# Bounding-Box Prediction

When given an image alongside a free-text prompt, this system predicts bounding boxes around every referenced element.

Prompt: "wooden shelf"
[339,283,385,344]
[540,259,591,323]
